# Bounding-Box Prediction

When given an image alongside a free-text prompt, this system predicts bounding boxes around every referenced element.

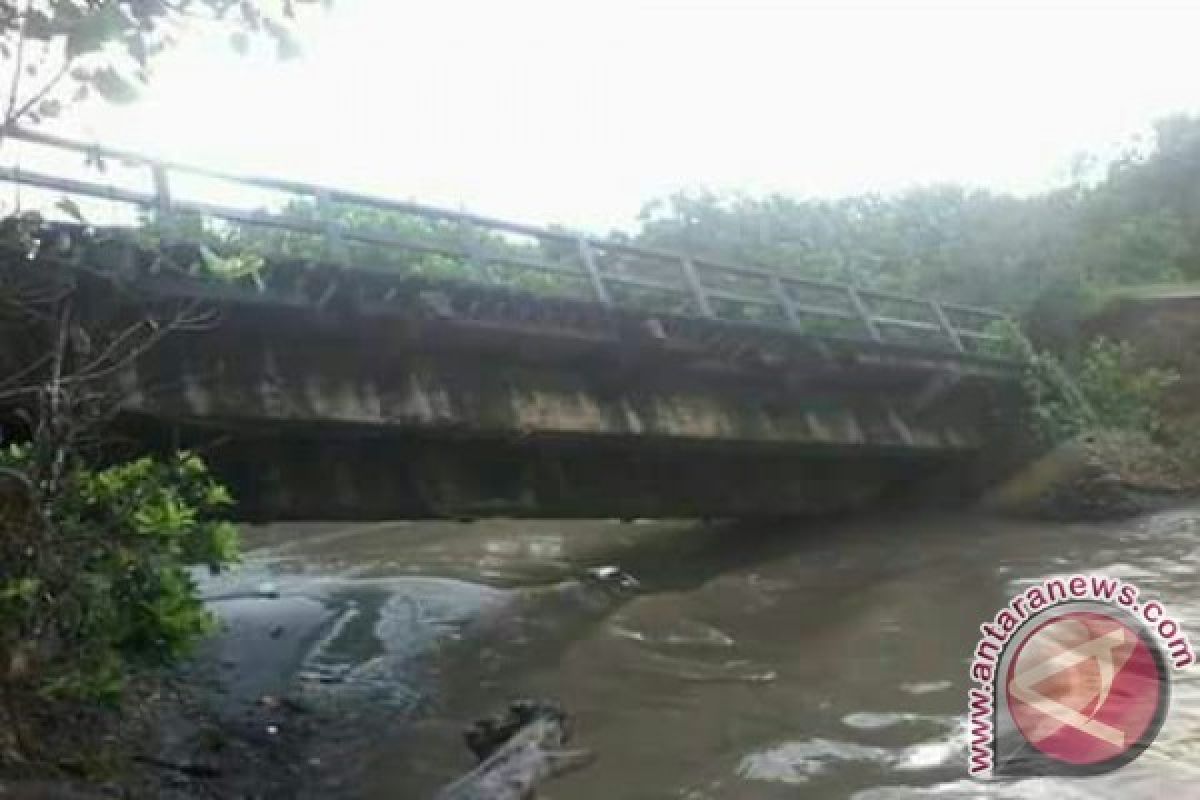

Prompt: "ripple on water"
[852,778,1119,799]
[853,763,1200,799]
[842,711,955,732]
[609,618,737,648]
[737,728,965,786]
[894,732,963,771]
[632,648,777,683]
[898,680,954,696]
[737,738,890,785]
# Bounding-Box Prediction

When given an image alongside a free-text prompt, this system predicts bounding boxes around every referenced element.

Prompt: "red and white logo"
[967,575,1191,778]
[1005,610,1165,767]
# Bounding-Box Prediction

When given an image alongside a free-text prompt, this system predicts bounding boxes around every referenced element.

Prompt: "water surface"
[209,510,1200,798]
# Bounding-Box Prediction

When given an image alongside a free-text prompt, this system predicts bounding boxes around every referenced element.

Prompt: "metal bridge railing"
[0,126,1009,354]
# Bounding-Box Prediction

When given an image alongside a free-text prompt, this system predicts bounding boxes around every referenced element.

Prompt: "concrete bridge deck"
[0,128,1023,519]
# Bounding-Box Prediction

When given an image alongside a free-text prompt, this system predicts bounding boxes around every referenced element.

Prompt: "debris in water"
[436,699,593,800]
[587,565,640,589]
[898,680,954,696]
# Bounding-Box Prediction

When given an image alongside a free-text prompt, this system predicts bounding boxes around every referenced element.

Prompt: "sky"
[20,0,1200,232]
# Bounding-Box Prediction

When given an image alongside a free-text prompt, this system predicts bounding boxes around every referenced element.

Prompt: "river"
[197,508,1200,798]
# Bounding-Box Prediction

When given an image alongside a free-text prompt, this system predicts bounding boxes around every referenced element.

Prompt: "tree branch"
[2,0,30,135]
[8,57,73,127]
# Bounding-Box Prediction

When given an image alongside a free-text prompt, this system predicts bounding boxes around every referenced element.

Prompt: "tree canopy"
[632,115,1200,340]
[0,1,323,129]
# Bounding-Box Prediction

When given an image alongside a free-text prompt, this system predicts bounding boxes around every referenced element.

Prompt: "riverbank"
[0,647,332,799]
[980,429,1199,520]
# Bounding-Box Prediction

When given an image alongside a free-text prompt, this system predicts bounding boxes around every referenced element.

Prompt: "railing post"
[577,238,611,305]
[151,164,172,221]
[458,221,499,285]
[465,241,499,285]
[316,190,347,265]
[150,164,177,270]
[679,256,714,317]
[847,286,882,342]
[769,274,801,327]
[929,300,965,352]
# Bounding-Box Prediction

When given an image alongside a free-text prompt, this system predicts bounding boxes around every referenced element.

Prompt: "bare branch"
[8,58,73,127]
[2,0,30,133]
[0,350,51,390]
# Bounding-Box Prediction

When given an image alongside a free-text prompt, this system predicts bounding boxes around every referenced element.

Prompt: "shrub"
[0,449,239,704]
[1074,339,1179,435]
[1014,334,1179,444]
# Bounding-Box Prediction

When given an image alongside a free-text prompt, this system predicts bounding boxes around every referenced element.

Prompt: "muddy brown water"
[197,509,1200,798]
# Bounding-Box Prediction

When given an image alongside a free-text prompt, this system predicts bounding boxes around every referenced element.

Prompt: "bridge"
[0,128,1022,519]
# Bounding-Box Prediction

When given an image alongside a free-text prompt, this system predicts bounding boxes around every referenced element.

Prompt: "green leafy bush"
[1075,339,1179,434]
[132,200,595,299]
[1016,335,1178,444]
[0,449,239,703]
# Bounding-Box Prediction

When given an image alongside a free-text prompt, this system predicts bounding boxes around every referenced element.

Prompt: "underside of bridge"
[104,280,1021,520]
[122,424,970,520]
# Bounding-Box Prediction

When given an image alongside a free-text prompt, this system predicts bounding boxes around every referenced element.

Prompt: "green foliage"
[1016,336,1179,444]
[134,210,228,251]
[0,210,46,255]
[231,200,478,277]
[0,448,239,703]
[148,199,595,299]
[1,2,327,128]
[197,246,267,284]
[1073,339,1179,435]
[48,118,1200,345]
[632,115,1200,333]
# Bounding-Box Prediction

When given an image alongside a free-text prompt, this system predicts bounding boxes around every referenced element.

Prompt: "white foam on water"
[899,680,955,696]
[737,738,890,785]
[843,711,932,730]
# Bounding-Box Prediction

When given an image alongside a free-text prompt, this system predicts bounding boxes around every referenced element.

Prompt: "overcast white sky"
[38,0,1200,231]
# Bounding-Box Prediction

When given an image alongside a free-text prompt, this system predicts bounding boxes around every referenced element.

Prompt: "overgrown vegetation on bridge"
[29,116,1200,361]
